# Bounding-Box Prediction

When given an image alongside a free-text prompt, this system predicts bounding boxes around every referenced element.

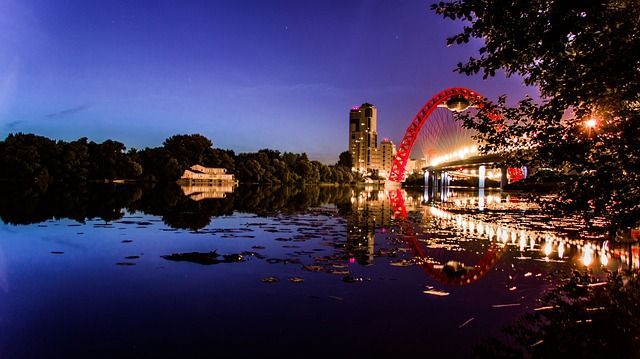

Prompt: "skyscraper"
[379,139,396,177]
[349,103,378,173]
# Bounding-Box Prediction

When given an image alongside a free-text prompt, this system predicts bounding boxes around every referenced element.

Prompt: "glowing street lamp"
[584,118,597,129]
[584,118,598,138]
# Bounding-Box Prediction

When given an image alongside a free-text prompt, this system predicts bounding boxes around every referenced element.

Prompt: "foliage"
[0,133,358,185]
[475,270,640,358]
[233,149,360,184]
[403,172,424,187]
[337,151,353,169]
[433,0,640,230]
[0,133,139,185]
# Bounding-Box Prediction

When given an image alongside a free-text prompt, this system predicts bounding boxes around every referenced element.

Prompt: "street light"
[584,118,598,138]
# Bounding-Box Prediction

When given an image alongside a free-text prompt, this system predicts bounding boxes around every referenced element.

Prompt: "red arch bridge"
[384,87,527,286]
[387,87,526,189]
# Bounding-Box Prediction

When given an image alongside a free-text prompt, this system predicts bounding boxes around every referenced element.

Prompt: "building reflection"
[346,187,640,285]
[180,184,235,201]
[346,188,392,265]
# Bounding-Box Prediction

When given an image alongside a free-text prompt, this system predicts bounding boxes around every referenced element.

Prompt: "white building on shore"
[179,165,237,185]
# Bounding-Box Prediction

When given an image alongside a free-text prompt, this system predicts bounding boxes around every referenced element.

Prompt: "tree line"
[0,133,359,186]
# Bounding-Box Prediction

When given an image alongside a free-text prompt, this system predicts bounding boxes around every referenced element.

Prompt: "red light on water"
[349,257,355,264]
[381,227,386,234]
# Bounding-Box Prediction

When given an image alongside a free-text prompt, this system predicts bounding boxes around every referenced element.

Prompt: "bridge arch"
[388,188,505,286]
[388,87,485,183]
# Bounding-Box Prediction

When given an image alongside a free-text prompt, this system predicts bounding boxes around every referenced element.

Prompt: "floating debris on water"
[162,251,245,265]
[492,303,521,308]
[390,259,413,267]
[533,306,556,311]
[303,265,325,272]
[458,317,475,329]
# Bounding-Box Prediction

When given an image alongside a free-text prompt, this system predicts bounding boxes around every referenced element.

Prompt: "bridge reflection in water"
[348,186,640,286]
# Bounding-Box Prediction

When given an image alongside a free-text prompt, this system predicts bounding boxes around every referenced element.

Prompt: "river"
[0,184,634,357]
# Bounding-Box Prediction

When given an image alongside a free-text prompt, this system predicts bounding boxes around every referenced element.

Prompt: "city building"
[179,165,237,185]
[405,158,427,176]
[379,139,396,178]
[348,104,397,179]
[349,103,378,173]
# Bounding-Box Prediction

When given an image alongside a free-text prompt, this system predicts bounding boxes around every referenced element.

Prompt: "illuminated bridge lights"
[429,145,479,166]
[388,87,488,183]
[389,87,529,185]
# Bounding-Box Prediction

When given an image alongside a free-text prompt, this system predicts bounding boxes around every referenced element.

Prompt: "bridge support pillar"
[478,165,486,189]
[500,167,508,189]
[431,172,437,201]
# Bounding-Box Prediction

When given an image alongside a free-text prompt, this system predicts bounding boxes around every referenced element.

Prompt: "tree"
[337,151,353,169]
[163,134,214,169]
[87,140,141,180]
[137,147,183,182]
[433,0,640,231]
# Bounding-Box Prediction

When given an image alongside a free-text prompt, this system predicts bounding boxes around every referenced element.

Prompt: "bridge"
[382,87,527,285]
[386,87,527,189]
[379,89,634,286]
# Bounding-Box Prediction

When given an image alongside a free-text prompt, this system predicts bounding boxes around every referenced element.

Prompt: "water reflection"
[397,188,640,281]
[346,189,392,265]
[0,184,638,281]
[475,270,640,358]
[1,184,639,357]
[0,183,352,229]
[180,184,234,200]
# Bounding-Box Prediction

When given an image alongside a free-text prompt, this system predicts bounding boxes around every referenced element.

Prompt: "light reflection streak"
[401,189,638,270]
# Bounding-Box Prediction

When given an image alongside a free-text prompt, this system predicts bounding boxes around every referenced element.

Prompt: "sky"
[0,0,536,162]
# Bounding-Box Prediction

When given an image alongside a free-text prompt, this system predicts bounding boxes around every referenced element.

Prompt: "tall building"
[349,103,378,173]
[379,139,396,177]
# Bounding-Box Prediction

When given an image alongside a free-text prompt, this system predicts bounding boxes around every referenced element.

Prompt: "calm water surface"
[0,185,633,357]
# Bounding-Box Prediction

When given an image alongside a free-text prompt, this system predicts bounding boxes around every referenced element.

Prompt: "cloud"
[45,104,90,119]
[4,120,23,129]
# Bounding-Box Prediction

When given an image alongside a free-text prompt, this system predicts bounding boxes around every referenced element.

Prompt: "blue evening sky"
[0,0,535,162]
